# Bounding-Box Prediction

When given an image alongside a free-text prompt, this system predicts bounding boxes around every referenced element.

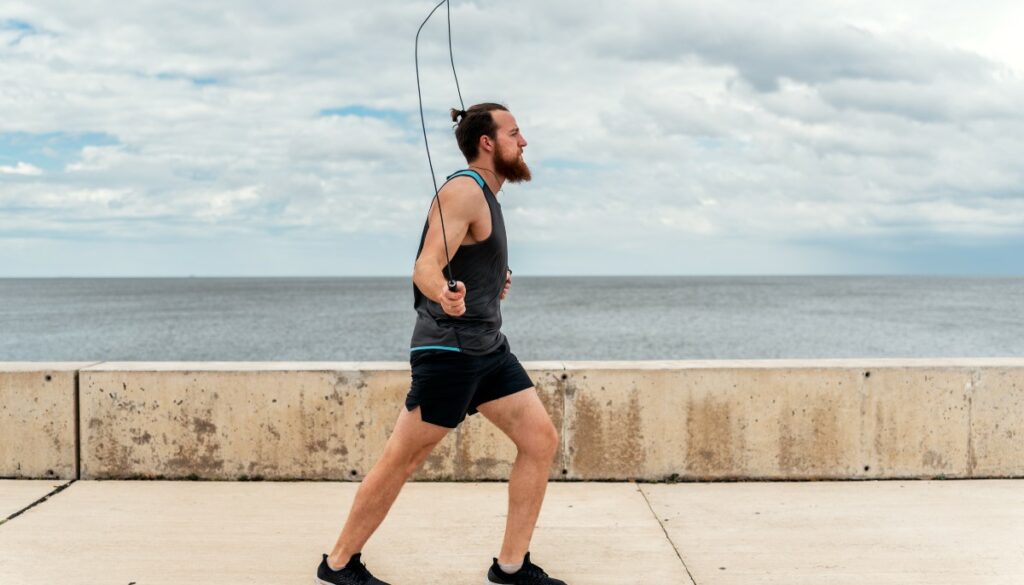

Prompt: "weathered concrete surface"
[562,359,1024,480]
[642,479,1024,585]
[80,362,418,480]
[0,480,691,585]
[1,478,1020,585]
[0,479,67,520]
[78,362,567,480]
[0,363,93,479]
[969,367,1024,476]
[12,359,1024,480]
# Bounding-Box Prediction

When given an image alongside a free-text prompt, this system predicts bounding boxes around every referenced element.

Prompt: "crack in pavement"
[635,480,699,585]
[0,479,77,527]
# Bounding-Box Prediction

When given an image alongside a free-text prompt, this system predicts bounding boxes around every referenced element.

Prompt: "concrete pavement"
[0,479,1021,584]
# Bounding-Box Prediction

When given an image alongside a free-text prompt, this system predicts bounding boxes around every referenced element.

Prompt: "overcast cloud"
[1,0,1022,276]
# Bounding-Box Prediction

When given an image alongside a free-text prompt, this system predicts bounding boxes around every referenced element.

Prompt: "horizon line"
[1,273,1021,279]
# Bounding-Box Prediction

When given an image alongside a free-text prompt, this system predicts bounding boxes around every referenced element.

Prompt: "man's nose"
[519,135,528,148]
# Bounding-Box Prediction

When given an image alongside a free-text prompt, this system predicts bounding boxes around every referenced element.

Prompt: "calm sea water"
[0,276,1021,361]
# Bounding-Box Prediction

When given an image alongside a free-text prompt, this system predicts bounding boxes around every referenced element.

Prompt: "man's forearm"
[412,260,449,304]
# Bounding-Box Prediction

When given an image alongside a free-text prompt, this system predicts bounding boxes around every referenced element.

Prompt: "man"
[315,103,568,585]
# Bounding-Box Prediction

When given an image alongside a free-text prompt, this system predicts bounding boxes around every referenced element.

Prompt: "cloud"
[597,13,996,91]
[319,105,410,125]
[1,0,1023,276]
[0,162,42,175]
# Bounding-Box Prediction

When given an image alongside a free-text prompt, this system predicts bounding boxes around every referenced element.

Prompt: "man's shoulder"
[437,173,486,207]
[443,171,485,192]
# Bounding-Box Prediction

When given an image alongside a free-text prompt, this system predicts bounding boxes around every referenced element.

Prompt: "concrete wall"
[2,359,1022,480]
[77,362,567,482]
[0,363,95,479]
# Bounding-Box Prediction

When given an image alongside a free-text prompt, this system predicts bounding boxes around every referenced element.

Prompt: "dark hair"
[449,102,509,162]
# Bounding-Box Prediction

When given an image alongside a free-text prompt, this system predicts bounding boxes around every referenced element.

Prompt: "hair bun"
[450,107,468,123]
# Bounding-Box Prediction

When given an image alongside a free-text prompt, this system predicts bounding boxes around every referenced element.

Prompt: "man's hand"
[440,281,466,317]
[500,269,511,300]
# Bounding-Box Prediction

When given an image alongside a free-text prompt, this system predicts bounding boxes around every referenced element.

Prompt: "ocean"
[0,276,1020,362]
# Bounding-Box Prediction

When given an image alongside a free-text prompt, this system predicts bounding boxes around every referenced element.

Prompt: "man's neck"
[468,164,504,195]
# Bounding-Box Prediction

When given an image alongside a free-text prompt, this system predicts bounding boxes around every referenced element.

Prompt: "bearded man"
[316,103,568,585]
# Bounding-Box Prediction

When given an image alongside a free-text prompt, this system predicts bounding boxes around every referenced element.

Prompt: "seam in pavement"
[636,481,699,585]
[0,480,77,528]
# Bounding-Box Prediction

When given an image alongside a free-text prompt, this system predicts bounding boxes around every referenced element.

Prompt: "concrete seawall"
[2,359,1022,481]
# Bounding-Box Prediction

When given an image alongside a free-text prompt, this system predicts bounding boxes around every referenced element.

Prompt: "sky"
[1,0,1022,277]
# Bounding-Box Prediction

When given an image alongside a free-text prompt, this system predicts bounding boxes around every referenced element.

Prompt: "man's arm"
[412,179,480,315]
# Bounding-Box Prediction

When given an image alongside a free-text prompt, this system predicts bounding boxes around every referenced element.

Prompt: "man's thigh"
[474,387,557,452]
[383,403,452,461]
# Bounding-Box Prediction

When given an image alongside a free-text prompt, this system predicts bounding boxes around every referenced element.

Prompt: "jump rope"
[415,0,465,295]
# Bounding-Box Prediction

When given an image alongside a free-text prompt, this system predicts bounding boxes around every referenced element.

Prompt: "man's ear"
[479,135,493,154]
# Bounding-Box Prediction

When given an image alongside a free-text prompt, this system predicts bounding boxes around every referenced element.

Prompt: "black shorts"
[405,340,535,429]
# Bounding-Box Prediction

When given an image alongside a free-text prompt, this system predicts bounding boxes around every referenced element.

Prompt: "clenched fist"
[439,281,466,317]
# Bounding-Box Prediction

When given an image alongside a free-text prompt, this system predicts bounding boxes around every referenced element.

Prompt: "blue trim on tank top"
[410,345,462,352]
[445,169,485,189]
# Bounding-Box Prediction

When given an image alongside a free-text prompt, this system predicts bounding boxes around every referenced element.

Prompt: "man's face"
[489,110,531,183]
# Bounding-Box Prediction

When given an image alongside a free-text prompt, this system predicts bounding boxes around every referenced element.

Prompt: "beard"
[493,141,532,183]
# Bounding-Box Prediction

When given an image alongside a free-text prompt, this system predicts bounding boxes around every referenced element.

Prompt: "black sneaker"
[487,551,568,584]
[315,552,391,585]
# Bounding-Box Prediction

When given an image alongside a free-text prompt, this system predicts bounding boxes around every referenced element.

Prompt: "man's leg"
[475,387,560,564]
[326,404,452,568]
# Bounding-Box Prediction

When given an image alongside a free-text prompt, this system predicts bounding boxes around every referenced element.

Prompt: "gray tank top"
[410,169,508,355]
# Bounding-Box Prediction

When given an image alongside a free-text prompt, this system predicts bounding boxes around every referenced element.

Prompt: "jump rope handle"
[447,279,458,292]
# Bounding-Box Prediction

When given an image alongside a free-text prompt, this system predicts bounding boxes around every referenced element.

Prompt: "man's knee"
[542,423,560,456]
[518,421,559,459]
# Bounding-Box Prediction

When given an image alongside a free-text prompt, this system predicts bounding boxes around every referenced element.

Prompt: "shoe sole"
[315,574,506,584]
